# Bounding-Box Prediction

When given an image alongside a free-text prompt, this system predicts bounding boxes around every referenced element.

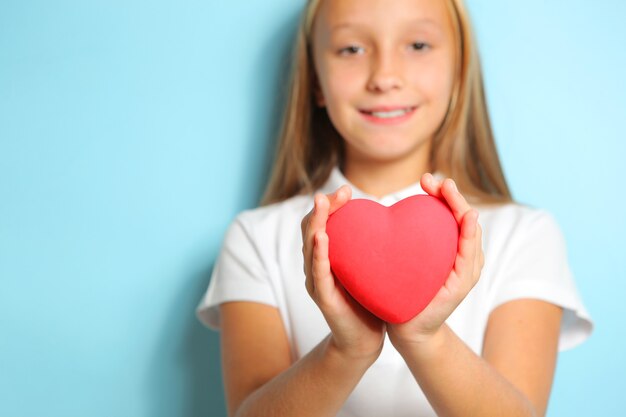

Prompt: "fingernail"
[451,180,458,192]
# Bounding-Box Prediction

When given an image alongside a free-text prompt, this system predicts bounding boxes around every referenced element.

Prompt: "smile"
[359,107,417,125]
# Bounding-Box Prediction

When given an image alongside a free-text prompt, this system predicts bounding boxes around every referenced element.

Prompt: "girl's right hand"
[301,185,386,363]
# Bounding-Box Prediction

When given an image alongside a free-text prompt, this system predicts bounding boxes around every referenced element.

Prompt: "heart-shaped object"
[326,195,459,323]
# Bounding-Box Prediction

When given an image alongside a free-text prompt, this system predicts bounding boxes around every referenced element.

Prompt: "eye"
[338,45,364,56]
[411,42,429,51]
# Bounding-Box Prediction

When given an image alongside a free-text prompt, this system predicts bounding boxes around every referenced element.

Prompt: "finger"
[303,186,351,288]
[454,209,478,278]
[327,185,352,215]
[302,212,315,293]
[303,194,329,277]
[312,231,334,302]
[305,264,314,297]
[308,186,351,244]
[302,186,349,235]
[301,211,311,237]
[472,222,484,284]
[420,172,444,198]
[440,178,472,224]
[307,193,330,238]
[301,209,313,268]
[475,222,483,262]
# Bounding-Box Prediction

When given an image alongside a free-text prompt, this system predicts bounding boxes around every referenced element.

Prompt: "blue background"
[1,0,624,416]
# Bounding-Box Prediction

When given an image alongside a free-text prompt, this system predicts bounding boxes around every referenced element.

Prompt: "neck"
[342,143,432,199]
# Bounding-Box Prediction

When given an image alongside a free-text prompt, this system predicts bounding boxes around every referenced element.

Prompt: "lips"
[359,105,416,113]
[360,108,415,118]
[359,106,418,124]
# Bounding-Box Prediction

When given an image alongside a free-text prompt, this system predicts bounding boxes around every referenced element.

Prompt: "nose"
[366,48,404,93]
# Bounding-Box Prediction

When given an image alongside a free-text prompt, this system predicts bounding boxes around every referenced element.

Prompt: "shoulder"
[475,202,568,261]
[231,194,314,239]
[476,201,562,237]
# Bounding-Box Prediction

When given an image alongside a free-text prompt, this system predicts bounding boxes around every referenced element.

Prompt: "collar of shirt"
[318,165,445,207]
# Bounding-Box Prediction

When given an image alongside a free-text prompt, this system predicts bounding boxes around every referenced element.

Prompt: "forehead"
[313,0,452,36]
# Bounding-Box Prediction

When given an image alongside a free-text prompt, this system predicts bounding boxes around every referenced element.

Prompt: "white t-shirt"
[196,166,593,417]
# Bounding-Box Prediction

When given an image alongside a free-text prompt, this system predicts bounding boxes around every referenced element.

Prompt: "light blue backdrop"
[1,1,624,416]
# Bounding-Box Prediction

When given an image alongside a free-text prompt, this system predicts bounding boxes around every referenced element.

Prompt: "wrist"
[325,334,381,369]
[390,324,449,359]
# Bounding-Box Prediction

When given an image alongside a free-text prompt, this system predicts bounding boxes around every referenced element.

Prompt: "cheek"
[411,55,455,108]
[322,61,367,104]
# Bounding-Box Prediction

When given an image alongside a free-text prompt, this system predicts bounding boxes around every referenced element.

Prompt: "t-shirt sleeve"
[195,212,278,331]
[489,209,593,351]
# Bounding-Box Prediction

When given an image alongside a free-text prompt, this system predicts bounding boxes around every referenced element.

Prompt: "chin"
[349,145,422,165]
[352,137,430,160]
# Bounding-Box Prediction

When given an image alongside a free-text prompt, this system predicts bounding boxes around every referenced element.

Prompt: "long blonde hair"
[260,0,513,206]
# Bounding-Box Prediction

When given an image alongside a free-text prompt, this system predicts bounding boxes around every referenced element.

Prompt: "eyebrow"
[330,18,441,34]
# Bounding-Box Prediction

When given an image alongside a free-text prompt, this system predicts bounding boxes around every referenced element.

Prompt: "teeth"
[368,108,412,118]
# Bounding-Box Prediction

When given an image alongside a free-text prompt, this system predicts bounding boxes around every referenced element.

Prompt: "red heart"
[326,195,459,323]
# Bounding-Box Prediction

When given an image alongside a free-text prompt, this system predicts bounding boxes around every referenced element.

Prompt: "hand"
[301,185,386,362]
[387,174,484,352]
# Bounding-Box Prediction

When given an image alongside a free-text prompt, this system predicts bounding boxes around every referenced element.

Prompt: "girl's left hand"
[386,174,484,351]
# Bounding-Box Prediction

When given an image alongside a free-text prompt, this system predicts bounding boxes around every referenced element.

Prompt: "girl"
[197,0,593,416]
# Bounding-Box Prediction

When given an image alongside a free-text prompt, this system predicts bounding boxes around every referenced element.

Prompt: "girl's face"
[311,0,456,165]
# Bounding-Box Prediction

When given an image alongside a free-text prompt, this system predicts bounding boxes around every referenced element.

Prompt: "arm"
[222,185,386,417]
[393,300,562,417]
[387,174,561,416]
[220,302,376,417]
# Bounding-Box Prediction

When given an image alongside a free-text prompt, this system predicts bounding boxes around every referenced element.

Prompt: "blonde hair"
[260,0,513,206]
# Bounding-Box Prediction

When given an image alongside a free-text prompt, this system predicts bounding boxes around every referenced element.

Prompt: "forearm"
[235,333,373,417]
[396,324,537,417]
